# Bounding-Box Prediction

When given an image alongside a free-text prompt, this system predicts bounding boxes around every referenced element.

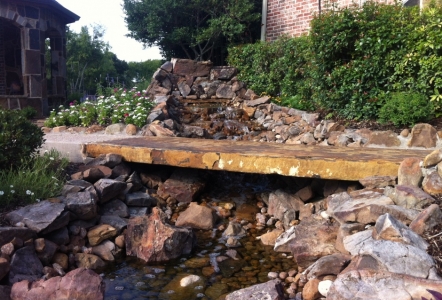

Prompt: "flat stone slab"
[82,137,431,181]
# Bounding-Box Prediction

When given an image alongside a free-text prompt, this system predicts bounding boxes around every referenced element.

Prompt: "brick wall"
[0,19,5,95]
[266,0,400,41]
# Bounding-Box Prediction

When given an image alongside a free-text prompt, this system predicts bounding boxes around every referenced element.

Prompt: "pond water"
[102,172,298,300]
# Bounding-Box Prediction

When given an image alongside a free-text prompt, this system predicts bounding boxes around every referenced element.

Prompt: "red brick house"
[0,0,79,116]
[262,0,420,41]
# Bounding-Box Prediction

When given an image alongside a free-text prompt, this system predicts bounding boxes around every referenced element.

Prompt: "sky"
[56,0,163,62]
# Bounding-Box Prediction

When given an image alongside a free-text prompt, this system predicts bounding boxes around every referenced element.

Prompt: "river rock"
[259,229,284,246]
[9,246,43,284]
[302,278,321,300]
[327,190,418,225]
[87,224,118,246]
[35,239,58,265]
[343,230,439,279]
[384,185,435,209]
[91,240,115,261]
[373,213,428,250]
[44,227,70,245]
[407,123,437,148]
[74,253,105,270]
[222,221,247,239]
[100,199,129,218]
[0,227,36,248]
[245,96,271,107]
[422,170,442,196]
[125,191,157,207]
[63,190,98,220]
[225,279,284,300]
[94,179,127,203]
[358,175,396,189]
[99,215,128,234]
[302,253,351,280]
[268,189,304,228]
[126,208,195,262]
[423,148,442,167]
[10,267,105,300]
[175,202,216,230]
[397,157,423,186]
[365,130,401,147]
[274,226,296,252]
[157,169,206,203]
[409,204,442,235]
[158,273,205,300]
[5,200,69,234]
[335,222,365,254]
[289,214,340,268]
[327,269,442,300]
[105,123,125,134]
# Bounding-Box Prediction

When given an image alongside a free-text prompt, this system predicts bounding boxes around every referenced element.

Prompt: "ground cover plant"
[0,149,69,208]
[0,108,68,210]
[228,1,442,126]
[44,86,154,128]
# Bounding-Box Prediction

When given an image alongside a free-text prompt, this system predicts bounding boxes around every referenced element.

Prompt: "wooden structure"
[0,0,79,116]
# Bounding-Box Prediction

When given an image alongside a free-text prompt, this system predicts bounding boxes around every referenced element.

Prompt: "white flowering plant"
[0,149,68,207]
[44,88,154,128]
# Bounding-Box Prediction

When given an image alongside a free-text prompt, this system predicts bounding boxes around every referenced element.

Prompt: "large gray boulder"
[5,200,69,234]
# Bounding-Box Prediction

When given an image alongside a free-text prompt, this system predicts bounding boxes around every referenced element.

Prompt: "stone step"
[82,136,432,181]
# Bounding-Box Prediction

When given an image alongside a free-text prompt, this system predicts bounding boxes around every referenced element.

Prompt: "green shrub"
[378,92,433,126]
[0,149,68,207]
[309,1,419,119]
[228,36,314,110]
[0,109,45,170]
[20,106,37,120]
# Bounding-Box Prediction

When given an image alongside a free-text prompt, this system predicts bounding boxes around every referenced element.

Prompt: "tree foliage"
[123,0,261,63]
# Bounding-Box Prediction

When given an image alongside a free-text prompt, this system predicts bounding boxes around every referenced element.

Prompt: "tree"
[66,25,117,95]
[123,0,261,64]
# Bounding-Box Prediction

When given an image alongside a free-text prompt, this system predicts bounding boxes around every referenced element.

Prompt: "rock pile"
[1,147,442,299]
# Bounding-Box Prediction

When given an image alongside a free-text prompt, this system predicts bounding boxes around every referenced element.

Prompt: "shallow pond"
[102,172,298,300]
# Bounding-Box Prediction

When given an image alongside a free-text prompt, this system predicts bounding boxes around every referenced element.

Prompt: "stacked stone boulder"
[0,153,207,299]
[239,149,442,299]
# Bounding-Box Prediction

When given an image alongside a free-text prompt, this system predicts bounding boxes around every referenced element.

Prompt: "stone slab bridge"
[82,136,433,181]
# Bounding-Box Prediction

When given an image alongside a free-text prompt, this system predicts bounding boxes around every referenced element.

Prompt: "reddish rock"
[225,279,284,300]
[172,59,212,77]
[175,202,216,230]
[385,185,435,209]
[359,175,396,189]
[148,123,175,137]
[365,130,401,147]
[126,124,138,135]
[422,170,442,196]
[327,269,442,300]
[407,123,437,148]
[126,208,195,262]
[302,278,321,300]
[157,169,206,203]
[289,215,340,268]
[409,204,442,235]
[11,268,105,300]
[397,157,423,186]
